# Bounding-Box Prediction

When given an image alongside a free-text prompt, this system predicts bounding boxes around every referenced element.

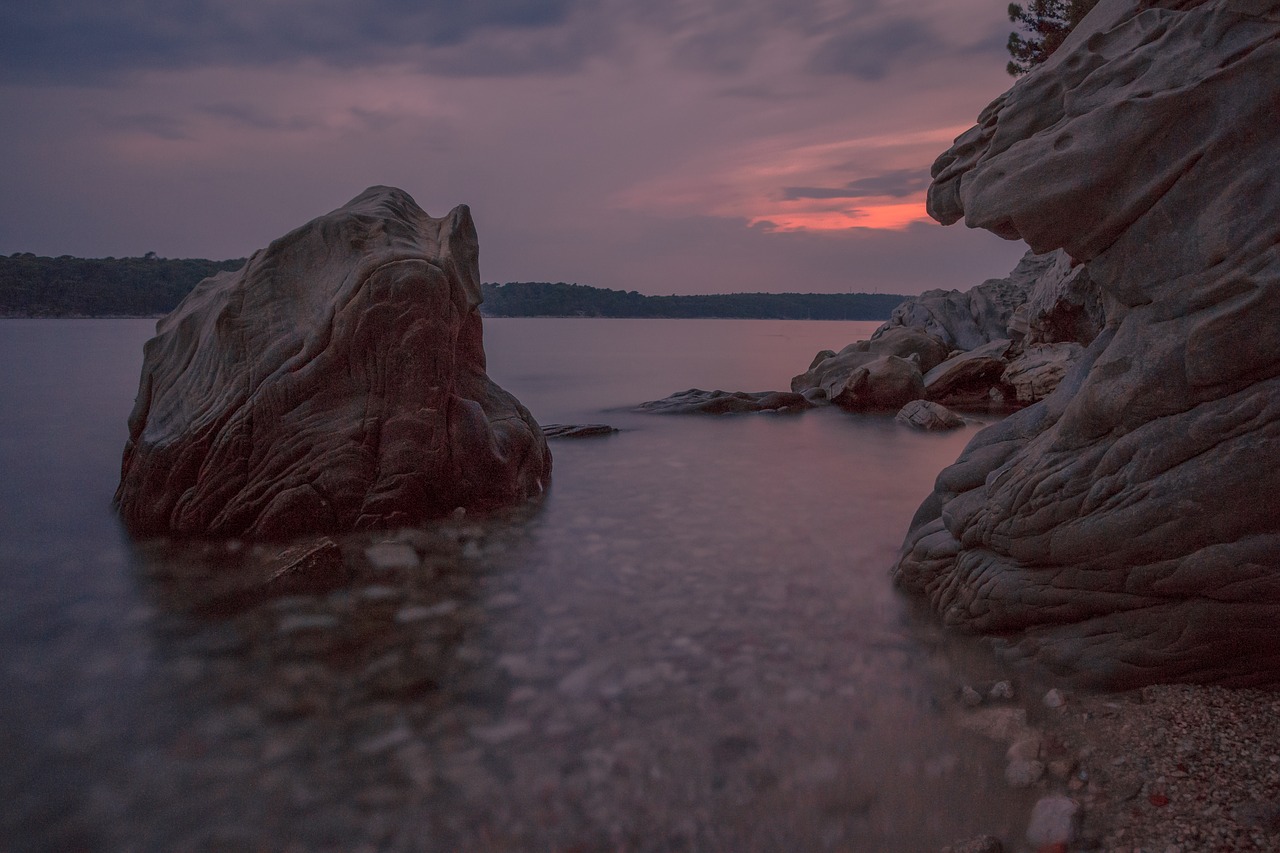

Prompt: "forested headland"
[0,254,905,320]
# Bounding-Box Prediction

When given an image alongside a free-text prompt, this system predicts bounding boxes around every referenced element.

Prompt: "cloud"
[782,167,932,201]
[0,0,584,83]
[808,17,943,81]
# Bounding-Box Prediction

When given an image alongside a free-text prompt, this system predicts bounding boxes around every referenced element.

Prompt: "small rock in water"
[264,538,352,596]
[960,685,984,707]
[1042,688,1066,708]
[1025,794,1080,847]
[1006,735,1042,762]
[363,542,420,573]
[988,680,1015,701]
[541,423,618,438]
[895,399,965,431]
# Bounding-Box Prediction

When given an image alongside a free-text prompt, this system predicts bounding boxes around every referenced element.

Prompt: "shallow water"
[1,318,1042,851]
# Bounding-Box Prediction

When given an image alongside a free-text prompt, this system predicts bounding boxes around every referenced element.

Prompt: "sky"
[0,0,1031,296]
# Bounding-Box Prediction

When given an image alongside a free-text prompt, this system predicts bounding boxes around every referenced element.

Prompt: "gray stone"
[896,400,965,431]
[1025,794,1080,847]
[115,186,551,539]
[898,0,1280,687]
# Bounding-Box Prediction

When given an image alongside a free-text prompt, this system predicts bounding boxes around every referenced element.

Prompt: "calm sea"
[0,318,1040,851]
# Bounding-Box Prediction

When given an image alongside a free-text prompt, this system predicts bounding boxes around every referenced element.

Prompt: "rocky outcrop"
[896,0,1280,686]
[875,251,1054,351]
[790,326,947,410]
[116,186,551,540]
[636,388,814,414]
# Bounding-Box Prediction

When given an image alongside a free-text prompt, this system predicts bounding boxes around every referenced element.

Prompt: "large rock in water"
[115,186,551,539]
[895,0,1280,686]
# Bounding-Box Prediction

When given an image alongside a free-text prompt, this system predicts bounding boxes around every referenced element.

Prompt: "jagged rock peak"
[116,186,551,540]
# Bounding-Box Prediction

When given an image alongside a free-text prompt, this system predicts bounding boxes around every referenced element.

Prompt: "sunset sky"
[0,0,1031,295]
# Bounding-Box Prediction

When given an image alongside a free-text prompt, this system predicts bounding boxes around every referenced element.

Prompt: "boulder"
[896,0,1280,686]
[636,389,815,414]
[822,355,924,411]
[895,400,965,431]
[115,186,552,539]
[922,339,1013,407]
[792,326,945,410]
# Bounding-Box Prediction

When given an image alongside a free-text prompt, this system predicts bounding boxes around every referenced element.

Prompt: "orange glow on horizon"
[749,197,933,233]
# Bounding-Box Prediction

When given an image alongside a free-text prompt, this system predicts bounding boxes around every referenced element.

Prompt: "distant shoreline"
[2,255,905,321]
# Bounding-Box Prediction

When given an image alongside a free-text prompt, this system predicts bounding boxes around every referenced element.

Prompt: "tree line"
[0,253,247,317]
[0,254,906,320]
[479,282,905,320]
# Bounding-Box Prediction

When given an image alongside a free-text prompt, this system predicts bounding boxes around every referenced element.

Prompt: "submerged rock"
[541,424,618,438]
[636,389,814,414]
[895,399,965,431]
[897,0,1280,686]
[116,186,551,539]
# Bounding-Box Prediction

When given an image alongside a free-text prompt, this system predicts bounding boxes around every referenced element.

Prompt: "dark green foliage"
[1006,0,1099,76]
[0,253,246,317]
[480,282,905,320]
[0,256,904,320]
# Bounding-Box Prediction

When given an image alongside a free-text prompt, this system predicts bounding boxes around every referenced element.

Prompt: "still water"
[1,318,1039,851]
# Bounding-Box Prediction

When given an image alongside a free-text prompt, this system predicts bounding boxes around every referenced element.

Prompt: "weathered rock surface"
[1001,342,1085,404]
[116,186,551,539]
[897,0,1280,686]
[895,400,965,431]
[1008,251,1105,347]
[636,388,815,414]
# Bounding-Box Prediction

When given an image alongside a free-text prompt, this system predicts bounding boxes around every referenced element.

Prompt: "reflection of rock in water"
[119,511,534,849]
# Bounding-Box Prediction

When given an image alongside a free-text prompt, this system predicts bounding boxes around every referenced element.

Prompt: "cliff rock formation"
[895,0,1280,686]
[116,186,551,539]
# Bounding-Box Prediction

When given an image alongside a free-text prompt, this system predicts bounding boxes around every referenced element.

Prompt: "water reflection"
[3,319,1051,851]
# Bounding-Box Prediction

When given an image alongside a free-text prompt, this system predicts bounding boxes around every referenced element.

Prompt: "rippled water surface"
[1,318,1040,851]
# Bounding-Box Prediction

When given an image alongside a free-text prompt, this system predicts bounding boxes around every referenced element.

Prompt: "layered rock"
[116,186,551,539]
[895,0,1280,686]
